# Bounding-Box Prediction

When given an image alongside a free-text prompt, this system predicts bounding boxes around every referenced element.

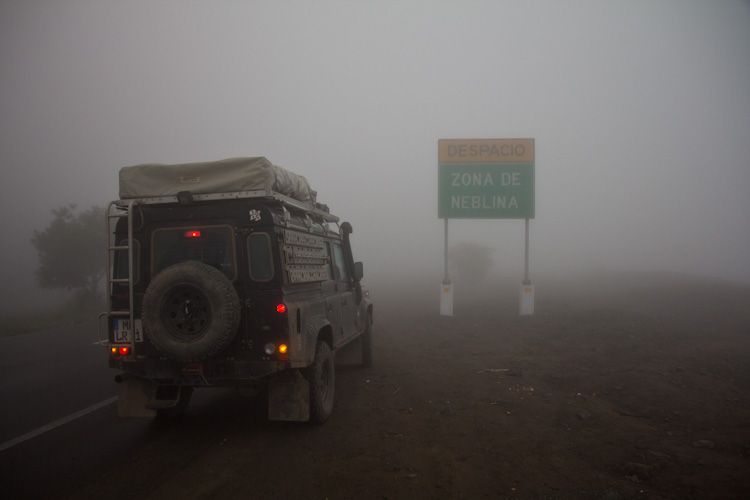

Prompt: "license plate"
[113,319,143,343]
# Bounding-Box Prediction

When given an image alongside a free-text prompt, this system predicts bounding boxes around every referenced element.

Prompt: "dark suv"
[101,157,372,423]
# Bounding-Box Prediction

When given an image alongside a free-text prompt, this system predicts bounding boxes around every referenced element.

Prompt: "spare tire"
[142,261,240,362]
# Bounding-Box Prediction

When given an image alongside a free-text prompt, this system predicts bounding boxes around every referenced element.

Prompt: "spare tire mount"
[142,261,241,362]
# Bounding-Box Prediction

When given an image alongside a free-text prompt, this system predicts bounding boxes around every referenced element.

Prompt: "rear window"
[152,225,236,280]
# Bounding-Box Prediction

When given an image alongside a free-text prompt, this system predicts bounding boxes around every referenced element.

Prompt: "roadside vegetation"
[1,204,106,338]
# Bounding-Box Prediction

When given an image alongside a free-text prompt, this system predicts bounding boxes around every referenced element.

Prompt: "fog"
[1,0,748,314]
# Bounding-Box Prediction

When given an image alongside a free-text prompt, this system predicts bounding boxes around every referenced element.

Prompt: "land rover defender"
[100,157,373,423]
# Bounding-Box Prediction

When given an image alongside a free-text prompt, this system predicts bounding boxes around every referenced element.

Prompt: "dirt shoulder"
[63,272,750,500]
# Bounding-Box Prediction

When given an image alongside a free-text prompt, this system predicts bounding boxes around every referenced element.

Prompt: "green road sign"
[438,138,535,219]
[438,162,535,219]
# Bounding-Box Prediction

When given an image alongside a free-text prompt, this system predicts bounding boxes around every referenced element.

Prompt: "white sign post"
[440,218,454,315]
[519,218,534,316]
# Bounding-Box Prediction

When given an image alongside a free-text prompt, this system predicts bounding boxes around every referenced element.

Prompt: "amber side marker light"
[278,344,289,361]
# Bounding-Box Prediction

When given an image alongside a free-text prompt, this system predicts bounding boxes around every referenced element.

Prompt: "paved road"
[0,322,362,499]
[0,322,115,443]
[0,323,273,499]
[0,323,144,498]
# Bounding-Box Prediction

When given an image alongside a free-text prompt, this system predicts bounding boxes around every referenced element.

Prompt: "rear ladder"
[98,200,137,349]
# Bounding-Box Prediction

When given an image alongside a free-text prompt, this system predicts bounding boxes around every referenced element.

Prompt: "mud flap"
[268,370,310,422]
[117,377,157,418]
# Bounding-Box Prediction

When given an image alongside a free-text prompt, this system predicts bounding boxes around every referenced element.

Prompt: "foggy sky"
[1,0,749,314]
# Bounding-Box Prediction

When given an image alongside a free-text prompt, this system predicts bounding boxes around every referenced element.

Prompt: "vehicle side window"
[323,241,334,280]
[248,232,274,281]
[332,242,350,281]
[113,239,139,285]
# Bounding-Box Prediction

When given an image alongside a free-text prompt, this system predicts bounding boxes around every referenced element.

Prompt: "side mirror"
[353,262,363,281]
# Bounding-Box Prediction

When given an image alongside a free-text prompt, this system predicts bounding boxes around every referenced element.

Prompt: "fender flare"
[302,315,333,366]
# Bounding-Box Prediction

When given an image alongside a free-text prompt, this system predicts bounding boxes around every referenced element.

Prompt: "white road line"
[0,396,118,452]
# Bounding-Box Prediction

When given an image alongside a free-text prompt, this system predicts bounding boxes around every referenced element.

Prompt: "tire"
[360,313,373,368]
[303,341,335,424]
[142,261,240,362]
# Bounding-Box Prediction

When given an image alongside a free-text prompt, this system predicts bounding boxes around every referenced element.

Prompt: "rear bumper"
[111,358,289,385]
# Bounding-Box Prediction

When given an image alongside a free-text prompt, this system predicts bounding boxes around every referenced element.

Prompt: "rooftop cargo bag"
[118,157,313,203]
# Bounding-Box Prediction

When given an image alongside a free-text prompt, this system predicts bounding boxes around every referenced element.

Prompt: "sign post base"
[519,283,534,316]
[440,283,454,316]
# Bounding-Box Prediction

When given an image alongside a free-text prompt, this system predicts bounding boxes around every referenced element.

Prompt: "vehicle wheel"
[156,386,193,419]
[303,341,335,424]
[142,261,240,362]
[361,313,373,368]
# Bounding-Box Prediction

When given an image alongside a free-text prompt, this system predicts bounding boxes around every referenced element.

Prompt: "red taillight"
[184,230,201,238]
[276,303,287,313]
[111,346,130,356]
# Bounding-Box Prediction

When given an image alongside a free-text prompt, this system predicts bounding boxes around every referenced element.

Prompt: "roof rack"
[115,189,339,223]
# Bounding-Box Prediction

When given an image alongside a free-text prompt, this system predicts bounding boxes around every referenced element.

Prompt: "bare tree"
[450,242,494,283]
